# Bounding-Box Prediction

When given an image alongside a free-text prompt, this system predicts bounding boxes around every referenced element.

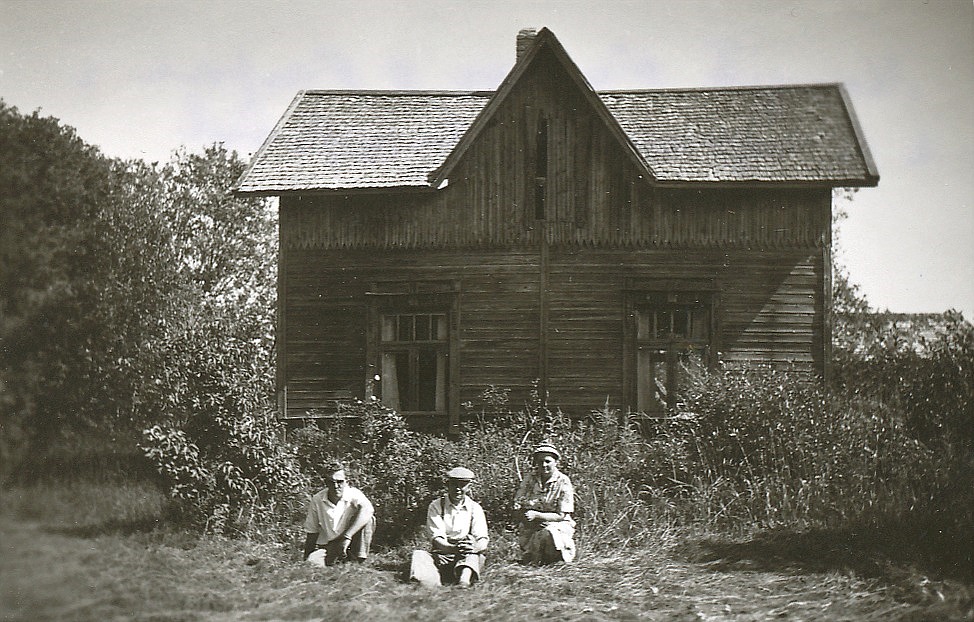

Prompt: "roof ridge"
[301,89,495,96]
[599,82,844,94]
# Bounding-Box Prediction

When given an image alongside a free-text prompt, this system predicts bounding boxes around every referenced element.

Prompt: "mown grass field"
[2,478,970,622]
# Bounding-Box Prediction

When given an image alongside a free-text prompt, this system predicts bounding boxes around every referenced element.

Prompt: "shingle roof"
[236,84,877,192]
[600,85,876,184]
[235,91,491,193]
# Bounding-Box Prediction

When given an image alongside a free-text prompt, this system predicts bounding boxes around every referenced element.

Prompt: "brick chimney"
[516,28,538,62]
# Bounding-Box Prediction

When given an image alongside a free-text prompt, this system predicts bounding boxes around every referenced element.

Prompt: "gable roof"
[601,84,878,185]
[234,90,491,194]
[427,27,654,189]
[235,30,878,194]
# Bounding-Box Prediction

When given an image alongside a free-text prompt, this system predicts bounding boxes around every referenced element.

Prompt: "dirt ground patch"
[2,516,970,621]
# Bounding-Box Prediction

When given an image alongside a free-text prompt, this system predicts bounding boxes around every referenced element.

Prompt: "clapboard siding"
[534,246,824,415]
[273,50,834,426]
[278,238,825,420]
[279,248,542,419]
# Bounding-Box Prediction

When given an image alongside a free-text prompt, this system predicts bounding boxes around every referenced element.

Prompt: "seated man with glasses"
[303,461,376,567]
[409,467,489,588]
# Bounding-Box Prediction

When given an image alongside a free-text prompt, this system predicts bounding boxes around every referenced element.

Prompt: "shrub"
[290,399,461,544]
[141,406,306,537]
[642,366,943,529]
[139,308,306,537]
[833,310,973,452]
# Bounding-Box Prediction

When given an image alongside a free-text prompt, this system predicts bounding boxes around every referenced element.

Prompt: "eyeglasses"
[327,479,346,486]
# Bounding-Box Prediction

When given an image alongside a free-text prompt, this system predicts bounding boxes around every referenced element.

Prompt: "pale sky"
[2,0,972,319]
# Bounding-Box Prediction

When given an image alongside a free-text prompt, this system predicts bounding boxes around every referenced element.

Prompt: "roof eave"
[837,83,880,185]
[231,90,306,193]
[652,177,879,189]
[236,184,440,197]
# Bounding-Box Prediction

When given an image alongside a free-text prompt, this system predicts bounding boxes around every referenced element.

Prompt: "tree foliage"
[0,101,143,460]
[0,103,281,488]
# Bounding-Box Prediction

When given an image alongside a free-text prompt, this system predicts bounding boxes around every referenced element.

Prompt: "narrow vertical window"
[534,116,548,220]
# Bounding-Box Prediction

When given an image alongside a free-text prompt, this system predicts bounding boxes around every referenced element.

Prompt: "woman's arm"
[523,509,568,523]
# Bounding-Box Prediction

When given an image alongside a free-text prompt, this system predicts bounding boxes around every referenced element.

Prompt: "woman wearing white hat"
[513,443,576,564]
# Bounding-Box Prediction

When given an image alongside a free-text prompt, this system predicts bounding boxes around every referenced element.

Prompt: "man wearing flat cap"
[409,466,489,588]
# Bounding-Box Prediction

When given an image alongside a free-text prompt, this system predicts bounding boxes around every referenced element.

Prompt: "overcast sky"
[2,0,972,319]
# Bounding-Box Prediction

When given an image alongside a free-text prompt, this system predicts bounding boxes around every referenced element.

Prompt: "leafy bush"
[141,411,307,537]
[291,400,460,543]
[644,367,940,528]
[138,297,307,537]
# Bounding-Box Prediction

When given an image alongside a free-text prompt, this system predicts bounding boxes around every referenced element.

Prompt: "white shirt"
[426,494,489,546]
[304,486,373,544]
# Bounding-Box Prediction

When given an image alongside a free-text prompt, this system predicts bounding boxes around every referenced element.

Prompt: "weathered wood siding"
[276,45,833,424]
[279,241,827,420]
[279,247,544,420]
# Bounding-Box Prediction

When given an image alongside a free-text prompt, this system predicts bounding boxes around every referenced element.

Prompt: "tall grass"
[288,334,971,580]
[127,312,973,581]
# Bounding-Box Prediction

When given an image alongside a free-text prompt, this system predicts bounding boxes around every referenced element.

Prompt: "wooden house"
[234,28,879,434]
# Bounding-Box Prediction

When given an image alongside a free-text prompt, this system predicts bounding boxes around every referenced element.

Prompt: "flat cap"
[445,467,476,481]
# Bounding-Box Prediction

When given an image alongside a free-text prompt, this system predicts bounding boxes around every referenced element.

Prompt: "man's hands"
[455,535,476,554]
[452,534,483,555]
[436,534,484,555]
[323,534,351,565]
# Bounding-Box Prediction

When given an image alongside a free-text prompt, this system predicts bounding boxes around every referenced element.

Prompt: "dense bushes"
[285,310,970,562]
[833,310,973,452]
[139,319,307,535]
[288,391,662,549]
[0,104,296,535]
[644,368,940,528]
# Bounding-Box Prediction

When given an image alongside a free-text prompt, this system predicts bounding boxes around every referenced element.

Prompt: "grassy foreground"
[1,480,971,622]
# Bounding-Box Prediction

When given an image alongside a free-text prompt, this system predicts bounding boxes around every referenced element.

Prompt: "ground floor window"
[631,291,715,412]
[378,312,449,412]
[366,282,457,420]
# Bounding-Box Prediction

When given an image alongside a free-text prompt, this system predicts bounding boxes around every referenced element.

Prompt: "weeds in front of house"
[124,310,974,596]
[284,316,972,584]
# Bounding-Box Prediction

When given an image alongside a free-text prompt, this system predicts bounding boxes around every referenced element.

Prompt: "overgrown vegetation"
[0,102,303,534]
[1,105,971,614]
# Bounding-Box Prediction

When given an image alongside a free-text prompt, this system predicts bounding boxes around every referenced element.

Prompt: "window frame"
[365,281,460,432]
[377,311,450,413]
[623,282,719,415]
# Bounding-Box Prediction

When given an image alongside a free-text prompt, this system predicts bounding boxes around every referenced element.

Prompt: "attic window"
[534,116,548,220]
